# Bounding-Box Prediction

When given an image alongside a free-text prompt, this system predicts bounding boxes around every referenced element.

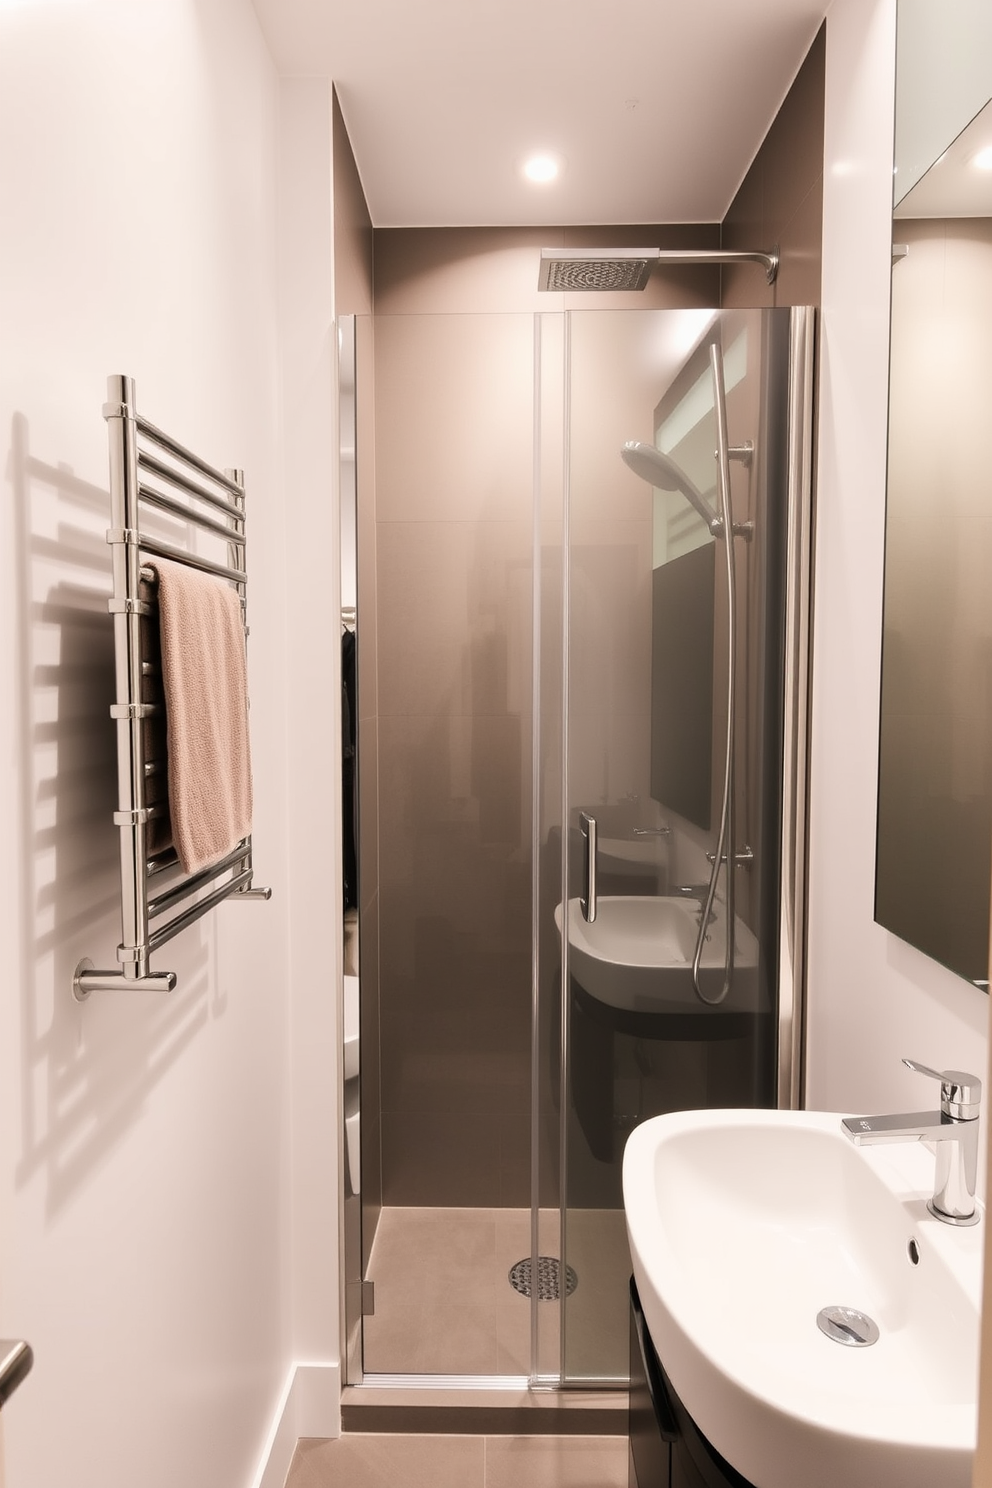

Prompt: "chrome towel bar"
[73,375,270,1001]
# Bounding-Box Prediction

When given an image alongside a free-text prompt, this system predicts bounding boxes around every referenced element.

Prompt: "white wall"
[807,0,988,1121]
[0,2,306,1484]
[276,75,344,1426]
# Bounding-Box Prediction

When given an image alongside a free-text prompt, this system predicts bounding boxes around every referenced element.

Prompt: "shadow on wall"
[8,412,220,1219]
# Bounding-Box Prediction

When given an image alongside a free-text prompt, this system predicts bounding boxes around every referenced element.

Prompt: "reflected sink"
[554,895,761,1014]
[623,1108,982,1488]
[598,835,668,872]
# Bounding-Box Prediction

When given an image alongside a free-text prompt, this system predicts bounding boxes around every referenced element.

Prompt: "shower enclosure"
[341,299,814,1389]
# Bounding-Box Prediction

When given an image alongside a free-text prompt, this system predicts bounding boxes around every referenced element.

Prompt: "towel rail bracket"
[108,597,153,616]
[73,959,178,1000]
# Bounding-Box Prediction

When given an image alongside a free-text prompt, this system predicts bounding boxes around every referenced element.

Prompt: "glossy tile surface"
[286,1433,627,1488]
[288,1433,484,1488]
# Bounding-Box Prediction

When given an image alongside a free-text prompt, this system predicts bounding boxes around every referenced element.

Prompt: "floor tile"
[287,1433,485,1488]
[362,1205,630,1379]
[484,1435,628,1488]
[364,1207,499,1374]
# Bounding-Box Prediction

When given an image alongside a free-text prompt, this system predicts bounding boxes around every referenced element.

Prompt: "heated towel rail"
[73,375,270,1000]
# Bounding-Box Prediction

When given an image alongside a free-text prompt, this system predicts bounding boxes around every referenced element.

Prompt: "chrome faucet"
[842,1058,982,1227]
[671,883,717,927]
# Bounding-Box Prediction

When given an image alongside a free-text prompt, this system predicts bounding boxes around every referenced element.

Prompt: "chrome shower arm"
[538,246,780,291]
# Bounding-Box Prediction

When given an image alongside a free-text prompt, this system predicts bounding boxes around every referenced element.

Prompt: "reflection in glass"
[875,7,992,989]
[552,307,803,1383]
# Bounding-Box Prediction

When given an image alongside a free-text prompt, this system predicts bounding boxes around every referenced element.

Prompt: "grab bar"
[579,811,598,923]
[691,344,740,1007]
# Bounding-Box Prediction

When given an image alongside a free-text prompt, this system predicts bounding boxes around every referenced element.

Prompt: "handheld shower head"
[620,441,721,533]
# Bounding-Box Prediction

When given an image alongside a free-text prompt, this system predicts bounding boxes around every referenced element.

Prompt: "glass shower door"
[552,305,807,1384]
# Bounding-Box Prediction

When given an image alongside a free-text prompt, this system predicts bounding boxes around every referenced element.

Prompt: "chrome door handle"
[579,812,598,923]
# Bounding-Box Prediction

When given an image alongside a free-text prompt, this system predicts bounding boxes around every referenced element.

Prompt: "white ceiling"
[250,0,828,227]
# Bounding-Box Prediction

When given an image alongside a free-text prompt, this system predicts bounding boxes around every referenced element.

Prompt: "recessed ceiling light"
[973,145,992,171]
[522,153,562,184]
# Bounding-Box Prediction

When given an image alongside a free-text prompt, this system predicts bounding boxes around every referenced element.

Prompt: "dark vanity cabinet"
[629,1280,758,1488]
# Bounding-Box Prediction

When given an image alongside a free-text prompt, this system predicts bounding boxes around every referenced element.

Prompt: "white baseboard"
[251,1362,341,1488]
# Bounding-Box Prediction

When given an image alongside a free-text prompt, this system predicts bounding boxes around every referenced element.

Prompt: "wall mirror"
[875,1,992,988]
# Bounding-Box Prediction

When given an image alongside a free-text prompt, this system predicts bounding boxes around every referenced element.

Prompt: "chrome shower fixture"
[538,245,779,291]
[539,249,655,292]
[621,440,754,540]
[621,441,721,533]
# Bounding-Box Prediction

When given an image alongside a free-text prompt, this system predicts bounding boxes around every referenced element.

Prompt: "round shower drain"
[508,1256,577,1302]
[816,1306,879,1347]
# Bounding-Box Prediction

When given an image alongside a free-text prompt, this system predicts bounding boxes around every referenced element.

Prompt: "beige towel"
[145,555,252,875]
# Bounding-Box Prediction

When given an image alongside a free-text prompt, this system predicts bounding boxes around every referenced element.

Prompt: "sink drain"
[816,1306,879,1347]
[508,1256,577,1301]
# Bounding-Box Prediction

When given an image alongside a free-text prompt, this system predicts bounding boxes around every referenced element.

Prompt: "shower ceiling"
[250,0,827,227]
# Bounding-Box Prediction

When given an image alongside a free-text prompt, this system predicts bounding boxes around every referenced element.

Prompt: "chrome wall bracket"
[706,845,755,867]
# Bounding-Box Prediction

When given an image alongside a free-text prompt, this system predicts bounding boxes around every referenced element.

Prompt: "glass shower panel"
[532,310,566,1382]
[558,307,793,1384]
[362,309,537,1378]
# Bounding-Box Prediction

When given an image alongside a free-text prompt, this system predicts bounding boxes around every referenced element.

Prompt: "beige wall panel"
[722,23,824,309]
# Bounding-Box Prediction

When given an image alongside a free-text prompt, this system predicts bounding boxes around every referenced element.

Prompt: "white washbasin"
[554,895,762,1013]
[623,1108,983,1488]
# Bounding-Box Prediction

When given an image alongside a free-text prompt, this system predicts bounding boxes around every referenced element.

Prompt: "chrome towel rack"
[73,375,270,1001]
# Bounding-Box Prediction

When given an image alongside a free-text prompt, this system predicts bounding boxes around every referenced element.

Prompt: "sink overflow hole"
[908,1239,920,1266]
[816,1306,879,1347]
[508,1257,577,1301]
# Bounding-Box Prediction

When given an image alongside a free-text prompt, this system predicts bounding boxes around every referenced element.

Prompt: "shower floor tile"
[362,1206,630,1379]
[363,1207,511,1375]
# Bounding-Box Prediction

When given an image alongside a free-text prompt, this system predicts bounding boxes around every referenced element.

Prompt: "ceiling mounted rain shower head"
[538,244,780,291]
[538,247,658,292]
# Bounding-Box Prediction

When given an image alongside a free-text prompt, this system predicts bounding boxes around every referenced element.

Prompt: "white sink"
[554,895,762,1013]
[623,1108,983,1488]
